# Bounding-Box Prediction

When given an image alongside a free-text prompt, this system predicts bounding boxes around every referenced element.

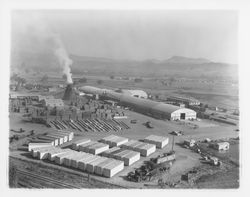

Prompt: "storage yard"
[8,66,239,189]
[8,9,240,190]
[9,94,239,188]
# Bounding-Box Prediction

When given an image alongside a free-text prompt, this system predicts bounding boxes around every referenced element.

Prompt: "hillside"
[10,52,238,80]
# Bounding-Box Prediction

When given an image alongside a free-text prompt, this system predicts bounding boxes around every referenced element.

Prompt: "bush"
[134,78,143,83]
[79,77,87,83]
[97,79,103,85]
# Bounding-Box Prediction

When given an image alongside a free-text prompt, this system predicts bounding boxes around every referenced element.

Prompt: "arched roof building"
[79,86,196,120]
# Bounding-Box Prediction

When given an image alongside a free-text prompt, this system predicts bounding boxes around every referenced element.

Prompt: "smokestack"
[63,84,76,101]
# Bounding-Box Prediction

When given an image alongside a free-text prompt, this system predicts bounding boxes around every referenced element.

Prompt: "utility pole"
[171,135,175,152]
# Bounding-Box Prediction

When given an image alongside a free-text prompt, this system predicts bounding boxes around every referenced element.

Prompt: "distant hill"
[10,52,238,80]
[165,56,211,64]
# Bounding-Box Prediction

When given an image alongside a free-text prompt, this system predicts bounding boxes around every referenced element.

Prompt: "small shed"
[184,139,196,147]
[210,142,230,151]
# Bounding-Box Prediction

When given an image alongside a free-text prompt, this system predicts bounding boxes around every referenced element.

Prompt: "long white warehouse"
[79,86,196,120]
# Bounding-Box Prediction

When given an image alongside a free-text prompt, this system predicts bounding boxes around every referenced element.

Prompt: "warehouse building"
[118,94,196,120]
[79,86,196,120]
[167,96,200,106]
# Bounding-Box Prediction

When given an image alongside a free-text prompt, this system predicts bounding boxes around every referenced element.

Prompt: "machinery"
[126,152,175,182]
[145,121,154,128]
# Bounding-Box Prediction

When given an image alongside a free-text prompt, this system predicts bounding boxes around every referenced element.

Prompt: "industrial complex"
[9,78,239,189]
[8,9,239,190]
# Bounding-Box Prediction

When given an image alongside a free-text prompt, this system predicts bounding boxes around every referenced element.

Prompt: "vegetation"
[97,79,103,85]
[79,77,87,83]
[62,74,67,81]
[134,78,143,83]
[40,74,49,83]
[10,73,26,86]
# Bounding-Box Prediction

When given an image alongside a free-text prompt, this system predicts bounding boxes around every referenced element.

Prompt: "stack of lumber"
[78,141,109,155]
[102,147,140,166]
[29,146,124,178]
[100,135,128,147]
[121,140,156,156]
[144,135,169,148]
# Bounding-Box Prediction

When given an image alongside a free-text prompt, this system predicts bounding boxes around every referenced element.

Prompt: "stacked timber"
[35,130,74,147]
[29,145,124,178]
[100,135,128,147]
[36,147,58,160]
[47,148,72,161]
[85,157,108,173]
[31,146,56,158]
[121,140,156,156]
[45,130,74,145]
[28,143,54,152]
[102,148,140,166]
[102,160,124,178]
[78,141,109,155]
[37,135,60,146]
[78,155,102,171]
[64,152,88,167]
[71,138,91,150]
[101,147,121,157]
[54,151,76,165]
[144,135,169,148]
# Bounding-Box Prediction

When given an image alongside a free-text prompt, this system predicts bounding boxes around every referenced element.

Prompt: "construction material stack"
[144,135,169,149]
[121,140,156,156]
[100,135,128,147]
[34,130,74,147]
[28,143,54,152]
[101,147,140,166]
[28,146,124,178]
[78,141,109,155]
[71,138,91,150]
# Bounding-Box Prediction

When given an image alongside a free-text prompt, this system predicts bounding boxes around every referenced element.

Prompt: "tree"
[97,79,103,85]
[134,78,143,83]
[168,76,176,86]
[79,77,87,83]
[62,74,67,81]
[10,73,18,81]
[40,74,49,83]
[25,68,30,74]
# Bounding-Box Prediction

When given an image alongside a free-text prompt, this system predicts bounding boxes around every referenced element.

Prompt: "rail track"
[16,169,81,188]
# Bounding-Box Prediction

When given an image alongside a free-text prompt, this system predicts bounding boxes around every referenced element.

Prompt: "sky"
[11,10,238,64]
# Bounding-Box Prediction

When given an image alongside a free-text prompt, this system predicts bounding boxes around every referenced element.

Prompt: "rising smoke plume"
[11,11,73,84]
[53,36,73,84]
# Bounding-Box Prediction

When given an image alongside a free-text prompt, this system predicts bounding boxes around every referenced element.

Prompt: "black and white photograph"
[2,0,249,192]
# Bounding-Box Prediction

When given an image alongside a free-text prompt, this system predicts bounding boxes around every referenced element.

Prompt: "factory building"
[118,94,196,120]
[79,86,196,120]
[167,96,200,106]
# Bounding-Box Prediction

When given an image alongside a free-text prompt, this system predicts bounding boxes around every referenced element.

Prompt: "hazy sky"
[12,10,238,64]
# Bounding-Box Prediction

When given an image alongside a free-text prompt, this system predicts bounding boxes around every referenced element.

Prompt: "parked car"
[145,121,154,128]
[130,119,137,124]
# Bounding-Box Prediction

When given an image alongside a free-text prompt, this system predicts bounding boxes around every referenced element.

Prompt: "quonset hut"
[79,86,196,120]
[116,94,196,120]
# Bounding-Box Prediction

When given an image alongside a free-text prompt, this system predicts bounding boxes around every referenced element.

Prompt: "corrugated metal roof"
[119,94,183,114]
